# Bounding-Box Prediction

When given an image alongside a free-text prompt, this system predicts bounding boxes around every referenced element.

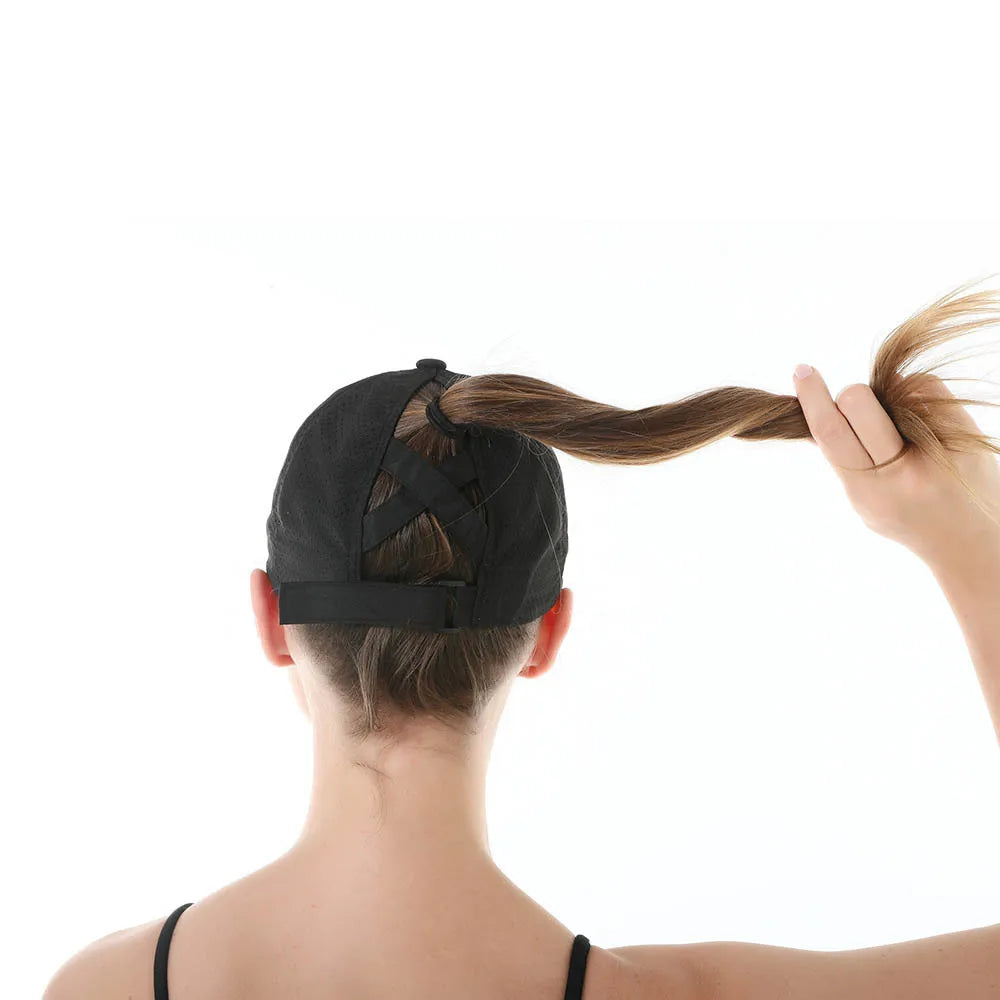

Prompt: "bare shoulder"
[42,913,165,1000]
[41,865,282,1000]
[610,919,1000,1000]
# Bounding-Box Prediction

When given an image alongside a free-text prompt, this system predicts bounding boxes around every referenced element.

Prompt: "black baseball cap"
[265,358,569,632]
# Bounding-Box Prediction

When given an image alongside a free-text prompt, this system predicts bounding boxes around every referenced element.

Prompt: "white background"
[4,3,1000,998]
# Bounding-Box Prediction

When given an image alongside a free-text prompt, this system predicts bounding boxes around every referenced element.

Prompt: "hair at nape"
[291,280,1000,741]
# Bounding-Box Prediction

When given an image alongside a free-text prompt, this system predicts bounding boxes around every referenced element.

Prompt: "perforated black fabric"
[265,360,568,630]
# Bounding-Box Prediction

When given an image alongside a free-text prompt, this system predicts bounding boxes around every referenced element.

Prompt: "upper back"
[45,875,699,1000]
[45,858,1000,1000]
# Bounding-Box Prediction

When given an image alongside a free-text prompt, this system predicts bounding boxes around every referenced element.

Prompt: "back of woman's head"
[286,282,1000,743]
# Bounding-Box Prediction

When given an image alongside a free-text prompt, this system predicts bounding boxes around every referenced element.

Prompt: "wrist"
[921,528,1000,589]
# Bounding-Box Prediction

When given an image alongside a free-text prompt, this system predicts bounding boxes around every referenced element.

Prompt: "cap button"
[416,358,446,372]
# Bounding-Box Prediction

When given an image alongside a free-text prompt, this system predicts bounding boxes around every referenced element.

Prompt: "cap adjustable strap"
[278,578,476,631]
[378,437,488,565]
[362,449,478,552]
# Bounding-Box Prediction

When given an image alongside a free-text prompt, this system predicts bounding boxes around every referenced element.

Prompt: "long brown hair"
[289,282,1000,741]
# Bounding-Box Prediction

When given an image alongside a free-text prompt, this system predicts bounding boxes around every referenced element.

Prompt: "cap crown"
[265,360,568,630]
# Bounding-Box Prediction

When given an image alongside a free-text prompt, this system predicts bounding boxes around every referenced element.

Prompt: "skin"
[44,365,1000,999]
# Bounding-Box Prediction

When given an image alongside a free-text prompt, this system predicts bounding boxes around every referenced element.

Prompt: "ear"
[249,568,294,668]
[519,587,573,679]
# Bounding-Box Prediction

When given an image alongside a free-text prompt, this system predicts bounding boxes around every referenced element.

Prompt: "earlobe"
[250,568,295,668]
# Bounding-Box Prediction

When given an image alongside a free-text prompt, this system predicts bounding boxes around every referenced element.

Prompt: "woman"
[45,284,1000,999]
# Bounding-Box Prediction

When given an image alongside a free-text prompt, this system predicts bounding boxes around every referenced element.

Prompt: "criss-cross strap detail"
[362,448,478,552]
[376,437,487,565]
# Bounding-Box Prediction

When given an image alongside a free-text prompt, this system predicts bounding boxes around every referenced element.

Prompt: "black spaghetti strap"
[153,902,194,1000]
[563,933,591,1000]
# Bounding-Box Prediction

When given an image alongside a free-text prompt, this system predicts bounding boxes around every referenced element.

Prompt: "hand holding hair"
[793,363,1000,568]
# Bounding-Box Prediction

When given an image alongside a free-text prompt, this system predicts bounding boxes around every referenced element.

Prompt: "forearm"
[923,531,1000,745]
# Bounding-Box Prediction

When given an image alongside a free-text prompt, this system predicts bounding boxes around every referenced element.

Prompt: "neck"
[290,702,499,879]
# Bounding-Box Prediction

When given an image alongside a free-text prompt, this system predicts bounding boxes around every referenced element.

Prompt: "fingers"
[833,382,906,467]
[793,365,873,472]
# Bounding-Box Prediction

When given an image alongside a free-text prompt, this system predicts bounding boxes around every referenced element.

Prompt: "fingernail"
[794,364,813,381]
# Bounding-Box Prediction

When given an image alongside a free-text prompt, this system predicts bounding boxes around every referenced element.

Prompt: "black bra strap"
[563,934,591,1000]
[153,902,193,1000]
